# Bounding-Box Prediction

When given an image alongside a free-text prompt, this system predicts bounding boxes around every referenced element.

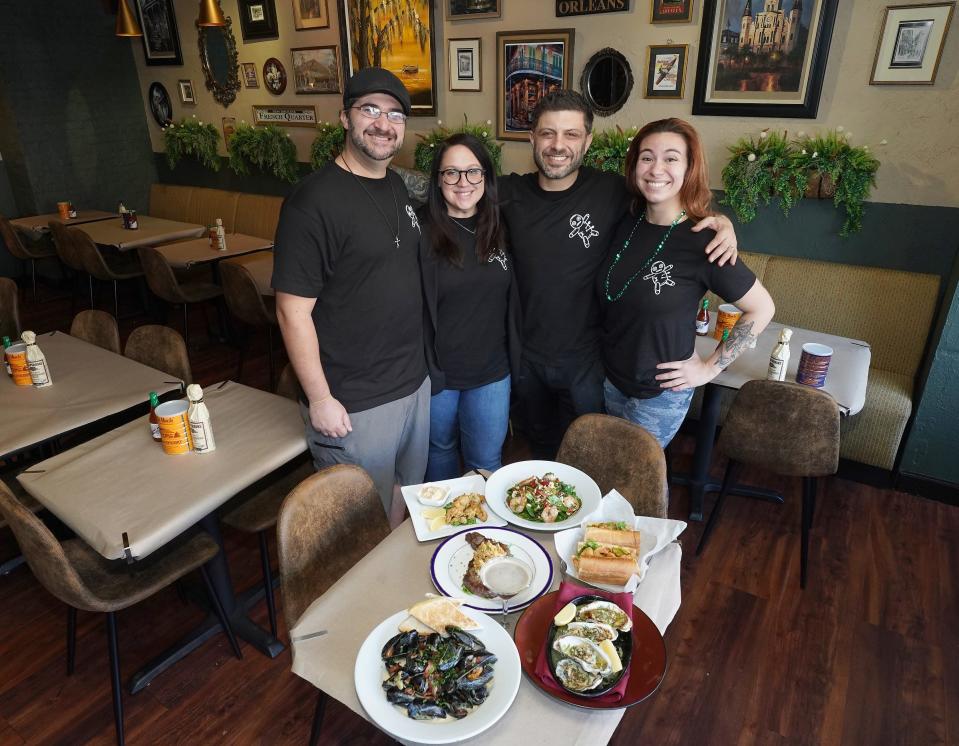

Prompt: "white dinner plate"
[429,527,554,613]
[354,606,521,744]
[484,461,602,532]
[401,474,507,543]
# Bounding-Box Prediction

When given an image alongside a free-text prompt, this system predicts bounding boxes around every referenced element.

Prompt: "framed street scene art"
[238,0,279,40]
[134,0,182,66]
[870,2,955,84]
[496,28,575,141]
[263,57,288,94]
[645,44,688,98]
[447,0,500,20]
[177,79,196,104]
[242,62,259,88]
[692,0,839,118]
[651,0,693,23]
[293,0,330,30]
[291,45,342,94]
[449,38,481,91]
[339,0,437,116]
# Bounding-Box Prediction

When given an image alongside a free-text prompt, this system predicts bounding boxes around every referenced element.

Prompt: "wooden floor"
[1,279,957,745]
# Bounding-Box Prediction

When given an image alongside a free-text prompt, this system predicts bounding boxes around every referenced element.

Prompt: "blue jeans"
[426,375,511,481]
[604,378,694,448]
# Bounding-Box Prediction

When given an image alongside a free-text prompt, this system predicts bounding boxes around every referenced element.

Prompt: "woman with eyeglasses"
[419,133,521,481]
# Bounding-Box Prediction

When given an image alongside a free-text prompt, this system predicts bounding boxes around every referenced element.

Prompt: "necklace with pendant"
[341,155,401,249]
[604,210,686,302]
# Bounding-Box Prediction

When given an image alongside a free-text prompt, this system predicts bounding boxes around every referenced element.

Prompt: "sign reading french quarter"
[251,104,317,127]
[555,0,629,15]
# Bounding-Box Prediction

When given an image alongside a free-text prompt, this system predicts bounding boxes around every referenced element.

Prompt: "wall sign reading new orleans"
[251,104,318,128]
[556,0,629,17]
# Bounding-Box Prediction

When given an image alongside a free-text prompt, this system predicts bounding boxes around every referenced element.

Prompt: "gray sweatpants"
[300,376,431,513]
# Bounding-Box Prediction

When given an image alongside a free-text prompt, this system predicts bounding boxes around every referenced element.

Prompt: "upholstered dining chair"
[0,276,20,340]
[696,380,841,588]
[277,465,391,746]
[70,310,121,354]
[0,215,57,301]
[49,221,88,313]
[557,413,668,518]
[219,259,279,390]
[124,324,193,386]
[68,227,144,320]
[0,482,242,746]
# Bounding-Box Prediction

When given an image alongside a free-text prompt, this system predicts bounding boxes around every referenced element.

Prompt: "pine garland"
[163,116,221,171]
[227,124,299,183]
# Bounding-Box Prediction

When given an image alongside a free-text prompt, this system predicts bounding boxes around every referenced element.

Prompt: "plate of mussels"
[354,600,521,744]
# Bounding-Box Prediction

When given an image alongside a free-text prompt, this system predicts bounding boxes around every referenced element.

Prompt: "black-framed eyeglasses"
[350,104,407,124]
[440,168,485,185]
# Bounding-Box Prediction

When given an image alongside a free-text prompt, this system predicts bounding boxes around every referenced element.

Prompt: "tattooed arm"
[655,280,776,391]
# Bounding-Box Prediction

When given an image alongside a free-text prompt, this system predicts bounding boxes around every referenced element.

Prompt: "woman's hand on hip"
[655,352,720,391]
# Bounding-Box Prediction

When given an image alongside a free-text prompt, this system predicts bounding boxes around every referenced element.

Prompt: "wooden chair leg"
[308,690,328,746]
[267,326,276,393]
[30,258,38,302]
[198,565,243,660]
[696,459,742,556]
[182,304,190,351]
[258,530,278,639]
[67,606,77,676]
[105,612,125,746]
[89,276,95,310]
[113,280,120,321]
[801,477,817,589]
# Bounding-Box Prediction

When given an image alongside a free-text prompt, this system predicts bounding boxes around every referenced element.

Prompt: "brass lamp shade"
[197,0,227,26]
[115,0,143,37]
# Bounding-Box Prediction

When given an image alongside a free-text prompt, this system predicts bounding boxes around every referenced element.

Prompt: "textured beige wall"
[134,0,959,207]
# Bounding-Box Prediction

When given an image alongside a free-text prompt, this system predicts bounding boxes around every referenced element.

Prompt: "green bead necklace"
[604,210,686,302]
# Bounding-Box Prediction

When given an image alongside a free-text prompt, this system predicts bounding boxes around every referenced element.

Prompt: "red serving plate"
[513,590,668,709]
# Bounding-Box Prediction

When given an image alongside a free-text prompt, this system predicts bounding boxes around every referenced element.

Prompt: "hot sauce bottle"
[695,298,710,336]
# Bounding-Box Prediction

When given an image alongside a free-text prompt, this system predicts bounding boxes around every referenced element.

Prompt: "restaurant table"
[290,510,682,746]
[225,250,274,296]
[677,320,872,520]
[10,210,117,239]
[78,215,207,250]
[154,233,273,269]
[0,331,182,460]
[18,381,308,691]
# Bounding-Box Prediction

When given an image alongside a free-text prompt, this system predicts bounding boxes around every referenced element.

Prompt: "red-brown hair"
[624,118,712,222]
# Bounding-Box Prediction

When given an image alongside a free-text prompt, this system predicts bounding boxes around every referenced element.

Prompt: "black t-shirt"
[499,167,631,363]
[598,217,757,399]
[427,214,511,390]
[271,164,426,413]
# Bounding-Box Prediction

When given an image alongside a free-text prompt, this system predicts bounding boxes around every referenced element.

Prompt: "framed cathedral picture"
[692,0,839,118]
[870,2,955,85]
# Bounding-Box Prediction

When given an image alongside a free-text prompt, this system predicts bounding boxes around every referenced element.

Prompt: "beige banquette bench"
[698,251,941,471]
[149,184,284,242]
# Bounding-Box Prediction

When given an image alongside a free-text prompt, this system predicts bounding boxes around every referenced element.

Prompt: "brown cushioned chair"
[277,464,390,746]
[69,227,144,320]
[0,276,20,340]
[696,380,841,588]
[70,310,121,355]
[49,221,88,313]
[124,324,193,386]
[557,414,668,518]
[0,482,241,746]
[220,259,279,390]
[0,215,57,301]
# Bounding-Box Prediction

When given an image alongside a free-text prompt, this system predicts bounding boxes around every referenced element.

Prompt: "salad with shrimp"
[505,472,582,523]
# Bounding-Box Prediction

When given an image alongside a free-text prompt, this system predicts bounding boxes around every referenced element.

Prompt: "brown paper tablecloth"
[225,251,274,296]
[154,233,273,268]
[10,210,116,238]
[18,381,307,560]
[78,215,207,250]
[695,321,871,414]
[0,332,181,459]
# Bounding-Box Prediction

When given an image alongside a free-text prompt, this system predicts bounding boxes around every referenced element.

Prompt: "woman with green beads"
[598,118,775,447]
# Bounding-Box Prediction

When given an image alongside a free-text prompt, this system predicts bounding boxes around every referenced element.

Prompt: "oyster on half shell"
[552,635,613,675]
[576,600,632,632]
[554,658,603,692]
[558,621,617,643]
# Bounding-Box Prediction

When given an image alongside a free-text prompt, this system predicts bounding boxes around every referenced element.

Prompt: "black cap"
[343,67,412,116]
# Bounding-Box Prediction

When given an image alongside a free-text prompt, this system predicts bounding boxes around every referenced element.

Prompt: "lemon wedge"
[420,507,445,520]
[553,602,577,626]
[428,514,448,532]
[599,640,623,673]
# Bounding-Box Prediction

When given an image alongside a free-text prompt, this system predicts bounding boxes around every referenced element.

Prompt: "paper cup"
[796,343,833,388]
[5,343,32,386]
[57,201,70,219]
[155,400,193,454]
[713,304,742,340]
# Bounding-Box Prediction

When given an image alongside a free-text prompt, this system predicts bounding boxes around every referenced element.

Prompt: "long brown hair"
[624,118,712,222]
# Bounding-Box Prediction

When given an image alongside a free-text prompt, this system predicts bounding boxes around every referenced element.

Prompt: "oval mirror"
[198,18,240,107]
[580,48,633,117]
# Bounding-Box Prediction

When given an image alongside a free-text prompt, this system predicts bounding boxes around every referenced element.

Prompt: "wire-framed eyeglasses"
[351,104,408,124]
[439,168,486,185]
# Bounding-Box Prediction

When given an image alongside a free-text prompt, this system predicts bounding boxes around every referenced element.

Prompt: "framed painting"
[870,2,955,84]
[496,29,575,141]
[692,0,839,118]
[339,0,437,116]
[447,0,500,20]
[242,62,259,88]
[222,117,237,148]
[238,0,279,40]
[292,45,342,94]
[263,57,288,94]
[651,0,693,23]
[449,38,481,91]
[645,44,688,98]
[177,79,196,104]
[134,0,182,66]
[293,0,330,30]
[148,82,173,127]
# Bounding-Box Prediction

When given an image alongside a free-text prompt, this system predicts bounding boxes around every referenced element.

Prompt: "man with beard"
[500,90,739,458]
[272,68,429,524]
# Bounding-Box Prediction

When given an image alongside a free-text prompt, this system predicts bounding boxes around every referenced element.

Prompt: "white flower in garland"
[747,153,756,162]
[880,139,888,146]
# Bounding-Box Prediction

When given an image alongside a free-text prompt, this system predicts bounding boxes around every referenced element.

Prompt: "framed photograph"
[447,0,500,20]
[134,0,182,66]
[651,0,693,22]
[339,0,437,116]
[449,38,481,91]
[645,44,688,98]
[241,62,259,88]
[238,0,279,40]
[291,45,342,94]
[496,29,575,141]
[177,79,196,104]
[870,2,955,84]
[148,82,173,127]
[293,0,330,30]
[263,57,288,94]
[222,117,237,148]
[252,104,318,127]
[692,0,839,118]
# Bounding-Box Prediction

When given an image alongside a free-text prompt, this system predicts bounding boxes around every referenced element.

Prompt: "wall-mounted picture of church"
[693,0,838,117]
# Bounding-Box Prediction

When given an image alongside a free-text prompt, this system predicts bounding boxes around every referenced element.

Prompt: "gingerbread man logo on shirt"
[643,260,675,295]
[568,213,599,248]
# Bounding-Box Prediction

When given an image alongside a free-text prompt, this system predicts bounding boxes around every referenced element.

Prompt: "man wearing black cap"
[272,67,429,524]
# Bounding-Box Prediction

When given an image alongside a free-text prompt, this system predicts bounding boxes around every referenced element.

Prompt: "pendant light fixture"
[197,0,227,26]
[115,0,143,37]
